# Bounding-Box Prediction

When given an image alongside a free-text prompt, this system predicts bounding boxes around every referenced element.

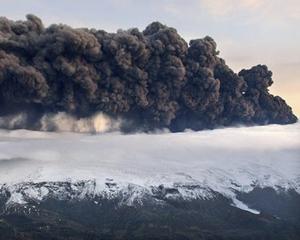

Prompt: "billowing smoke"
[0,15,297,132]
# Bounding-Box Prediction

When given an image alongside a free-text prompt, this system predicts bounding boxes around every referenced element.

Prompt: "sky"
[1,0,299,116]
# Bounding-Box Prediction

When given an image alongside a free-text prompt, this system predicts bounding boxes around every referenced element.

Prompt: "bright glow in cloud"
[0,112,120,133]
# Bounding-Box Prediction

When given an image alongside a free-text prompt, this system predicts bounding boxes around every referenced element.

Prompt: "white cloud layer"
[0,123,299,194]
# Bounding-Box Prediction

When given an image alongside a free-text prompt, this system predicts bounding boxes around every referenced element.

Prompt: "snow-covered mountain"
[0,123,299,215]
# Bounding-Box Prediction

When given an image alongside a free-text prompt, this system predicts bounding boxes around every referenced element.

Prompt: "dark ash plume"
[0,15,297,132]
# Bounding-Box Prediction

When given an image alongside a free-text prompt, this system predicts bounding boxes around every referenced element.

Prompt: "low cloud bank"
[0,123,299,194]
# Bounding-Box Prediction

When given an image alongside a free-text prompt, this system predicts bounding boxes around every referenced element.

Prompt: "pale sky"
[1,0,299,116]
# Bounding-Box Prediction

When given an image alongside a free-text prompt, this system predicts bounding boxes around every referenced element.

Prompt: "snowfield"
[0,123,299,214]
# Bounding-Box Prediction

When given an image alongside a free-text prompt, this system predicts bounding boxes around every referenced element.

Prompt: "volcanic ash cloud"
[0,15,297,132]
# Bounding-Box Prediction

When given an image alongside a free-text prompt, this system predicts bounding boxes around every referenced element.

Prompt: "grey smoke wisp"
[0,15,297,132]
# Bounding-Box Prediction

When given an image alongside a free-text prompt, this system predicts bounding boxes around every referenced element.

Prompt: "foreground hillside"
[0,186,300,240]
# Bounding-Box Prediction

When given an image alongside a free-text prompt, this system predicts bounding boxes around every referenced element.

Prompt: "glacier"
[0,123,299,214]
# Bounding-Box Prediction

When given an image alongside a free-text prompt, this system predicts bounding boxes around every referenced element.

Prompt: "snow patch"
[231,198,260,214]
